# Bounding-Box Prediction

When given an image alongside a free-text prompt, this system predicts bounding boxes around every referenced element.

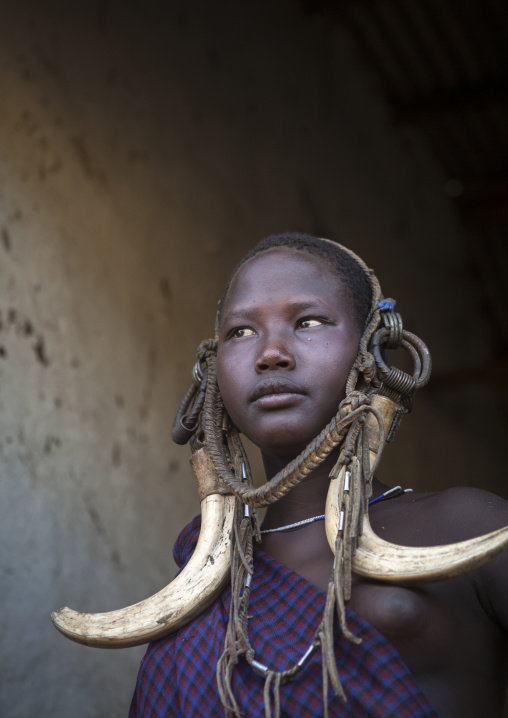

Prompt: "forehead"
[221,248,350,318]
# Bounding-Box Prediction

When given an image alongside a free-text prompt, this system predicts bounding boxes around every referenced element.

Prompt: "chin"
[246,429,319,462]
[242,410,334,455]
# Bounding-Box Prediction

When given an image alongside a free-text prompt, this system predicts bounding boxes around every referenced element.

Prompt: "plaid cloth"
[129,516,438,717]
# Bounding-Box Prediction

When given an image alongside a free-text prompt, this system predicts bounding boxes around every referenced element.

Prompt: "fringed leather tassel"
[217,495,255,716]
[263,671,282,718]
[217,427,259,717]
[317,418,377,711]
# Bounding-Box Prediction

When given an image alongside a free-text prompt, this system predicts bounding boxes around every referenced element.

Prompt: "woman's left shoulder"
[394,485,508,546]
[430,485,508,536]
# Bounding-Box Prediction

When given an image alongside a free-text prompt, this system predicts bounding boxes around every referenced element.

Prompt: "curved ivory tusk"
[351,513,508,583]
[325,395,508,582]
[325,460,508,584]
[52,455,235,648]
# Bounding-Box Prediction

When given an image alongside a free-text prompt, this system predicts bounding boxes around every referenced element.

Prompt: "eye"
[297,318,324,330]
[230,327,256,338]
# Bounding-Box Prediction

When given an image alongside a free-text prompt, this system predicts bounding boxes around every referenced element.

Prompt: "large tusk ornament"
[53,398,508,648]
[325,395,508,583]
[350,516,508,583]
[51,449,234,647]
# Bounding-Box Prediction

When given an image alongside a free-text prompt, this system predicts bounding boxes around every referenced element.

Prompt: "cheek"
[216,352,241,413]
[316,377,348,419]
[338,336,360,377]
[323,338,358,377]
[315,344,358,406]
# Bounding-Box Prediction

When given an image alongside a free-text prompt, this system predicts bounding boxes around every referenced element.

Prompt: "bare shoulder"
[432,487,508,633]
[386,486,508,631]
[415,485,508,540]
[372,485,508,548]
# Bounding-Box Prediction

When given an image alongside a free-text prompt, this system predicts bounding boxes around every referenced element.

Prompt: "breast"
[349,579,429,641]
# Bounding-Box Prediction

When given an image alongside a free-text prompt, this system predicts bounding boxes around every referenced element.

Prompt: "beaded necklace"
[260,486,413,535]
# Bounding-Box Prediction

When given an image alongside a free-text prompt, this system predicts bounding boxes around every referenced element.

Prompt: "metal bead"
[297,643,316,668]
[338,511,345,532]
[251,660,268,676]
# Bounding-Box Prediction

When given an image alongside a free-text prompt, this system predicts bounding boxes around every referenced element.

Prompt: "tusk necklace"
[260,486,413,534]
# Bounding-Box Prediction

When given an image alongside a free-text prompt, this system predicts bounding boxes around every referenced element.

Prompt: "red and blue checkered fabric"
[129,516,438,717]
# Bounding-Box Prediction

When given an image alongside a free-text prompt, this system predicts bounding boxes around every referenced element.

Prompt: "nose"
[255,330,296,373]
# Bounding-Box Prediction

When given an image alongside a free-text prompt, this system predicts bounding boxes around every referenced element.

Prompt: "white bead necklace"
[260,486,412,534]
[260,514,326,534]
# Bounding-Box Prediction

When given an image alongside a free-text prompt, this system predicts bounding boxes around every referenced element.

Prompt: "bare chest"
[348,577,429,642]
[290,547,436,648]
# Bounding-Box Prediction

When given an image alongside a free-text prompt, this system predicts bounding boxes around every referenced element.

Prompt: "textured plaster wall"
[0,2,505,717]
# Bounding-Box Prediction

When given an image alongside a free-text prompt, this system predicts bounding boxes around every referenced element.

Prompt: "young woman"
[54,234,508,717]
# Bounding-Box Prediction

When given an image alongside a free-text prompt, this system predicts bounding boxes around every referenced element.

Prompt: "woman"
[54,233,508,716]
[129,234,508,717]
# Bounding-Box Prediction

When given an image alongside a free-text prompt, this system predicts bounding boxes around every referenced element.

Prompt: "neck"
[260,450,333,530]
[260,449,390,531]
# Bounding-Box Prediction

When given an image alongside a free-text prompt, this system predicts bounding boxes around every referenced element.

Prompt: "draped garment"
[129,516,439,717]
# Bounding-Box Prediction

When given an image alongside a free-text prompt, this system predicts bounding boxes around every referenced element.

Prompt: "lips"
[249,378,305,403]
